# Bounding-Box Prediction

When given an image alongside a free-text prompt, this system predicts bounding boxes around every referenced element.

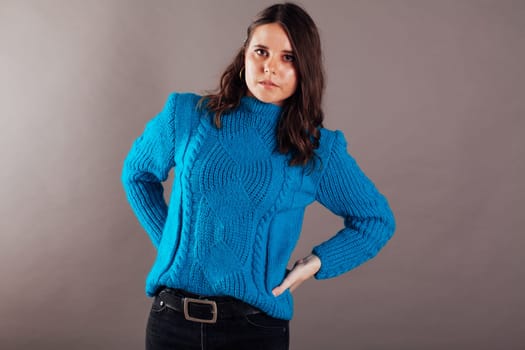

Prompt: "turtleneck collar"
[238,95,283,129]
[240,95,282,116]
[213,95,284,147]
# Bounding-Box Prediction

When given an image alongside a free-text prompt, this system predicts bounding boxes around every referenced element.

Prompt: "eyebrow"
[253,44,294,55]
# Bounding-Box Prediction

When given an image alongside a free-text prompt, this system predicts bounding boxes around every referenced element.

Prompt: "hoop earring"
[239,66,245,81]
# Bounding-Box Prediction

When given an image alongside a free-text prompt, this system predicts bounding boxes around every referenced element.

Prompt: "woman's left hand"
[272,254,322,297]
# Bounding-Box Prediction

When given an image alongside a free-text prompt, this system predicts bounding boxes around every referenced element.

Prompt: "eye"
[255,48,268,56]
[283,54,295,62]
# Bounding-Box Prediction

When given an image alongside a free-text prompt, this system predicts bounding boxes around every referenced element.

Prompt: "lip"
[259,80,278,87]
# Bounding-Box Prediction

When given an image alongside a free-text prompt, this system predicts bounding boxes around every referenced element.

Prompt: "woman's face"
[244,23,298,106]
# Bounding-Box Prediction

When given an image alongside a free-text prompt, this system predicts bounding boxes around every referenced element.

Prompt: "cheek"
[245,59,258,80]
[284,68,298,88]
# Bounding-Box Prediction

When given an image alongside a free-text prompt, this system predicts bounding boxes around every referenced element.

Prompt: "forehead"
[249,23,293,51]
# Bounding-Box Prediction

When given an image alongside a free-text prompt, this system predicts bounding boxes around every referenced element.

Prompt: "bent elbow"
[361,205,396,259]
[383,206,396,240]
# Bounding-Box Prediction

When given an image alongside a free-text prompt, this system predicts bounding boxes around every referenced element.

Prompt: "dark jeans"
[145,289,290,350]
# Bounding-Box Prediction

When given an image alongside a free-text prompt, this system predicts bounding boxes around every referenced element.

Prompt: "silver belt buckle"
[183,297,218,324]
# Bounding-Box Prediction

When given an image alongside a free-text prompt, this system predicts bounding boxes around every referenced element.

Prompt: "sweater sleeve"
[312,130,396,279]
[121,93,177,249]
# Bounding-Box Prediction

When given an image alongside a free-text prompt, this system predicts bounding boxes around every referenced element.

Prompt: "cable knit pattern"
[121,92,396,320]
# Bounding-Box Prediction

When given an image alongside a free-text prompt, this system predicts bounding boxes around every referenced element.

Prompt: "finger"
[272,272,299,296]
[288,282,298,293]
[272,260,317,296]
[287,267,317,293]
[272,284,289,297]
[288,274,309,292]
[276,278,302,295]
[272,287,282,297]
[272,280,292,297]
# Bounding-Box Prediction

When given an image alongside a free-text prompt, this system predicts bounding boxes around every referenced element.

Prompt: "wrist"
[304,253,321,270]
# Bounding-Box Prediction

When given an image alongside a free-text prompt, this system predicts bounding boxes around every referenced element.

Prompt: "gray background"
[1,0,524,349]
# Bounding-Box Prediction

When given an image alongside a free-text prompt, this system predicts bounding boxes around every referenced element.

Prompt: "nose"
[264,57,277,75]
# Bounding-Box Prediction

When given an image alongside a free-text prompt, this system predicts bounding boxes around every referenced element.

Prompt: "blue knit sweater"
[121,92,396,320]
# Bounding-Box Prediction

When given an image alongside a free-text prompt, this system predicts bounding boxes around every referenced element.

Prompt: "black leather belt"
[155,287,261,324]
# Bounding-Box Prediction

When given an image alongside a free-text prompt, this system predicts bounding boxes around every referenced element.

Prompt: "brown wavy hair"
[199,2,325,170]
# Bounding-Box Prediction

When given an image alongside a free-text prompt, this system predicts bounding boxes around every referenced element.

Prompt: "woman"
[122,3,396,349]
